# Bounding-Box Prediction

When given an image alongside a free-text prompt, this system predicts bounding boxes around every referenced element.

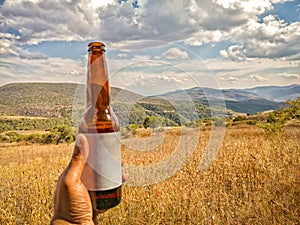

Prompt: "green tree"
[143,116,151,129]
[267,112,277,123]
[46,125,74,144]
[258,98,300,135]
[285,98,300,119]
[149,116,162,131]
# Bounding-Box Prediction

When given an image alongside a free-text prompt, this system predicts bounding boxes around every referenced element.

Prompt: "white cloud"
[1,0,299,61]
[219,50,228,58]
[245,16,300,58]
[197,57,300,88]
[162,48,189,60]
[0,55,85,86]
[1,0,98,45]
[0,32,18,39]
[248,75,269,82]
[117,53,128,58]
[108,55,300,92]
[185,29,226,46]
[220,76,237,85]
[131,54,151,61]
[0,38,14,54]
[90,0,113,8]
[0,35,48,59]
[220,15,300,61]
[280,73,300,79]
[18,51,48,60]
[219,45,248,62]
[0,0,299,92]
[227,76,238,82]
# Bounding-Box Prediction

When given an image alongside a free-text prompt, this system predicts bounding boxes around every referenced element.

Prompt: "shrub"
[46,125,74,144]
[0,125,74,144]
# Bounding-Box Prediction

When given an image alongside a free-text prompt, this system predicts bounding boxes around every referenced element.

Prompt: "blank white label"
[81,132,122,191]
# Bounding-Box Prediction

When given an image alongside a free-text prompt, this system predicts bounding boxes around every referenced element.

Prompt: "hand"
[51,134,98,225]
[51,134,127,225]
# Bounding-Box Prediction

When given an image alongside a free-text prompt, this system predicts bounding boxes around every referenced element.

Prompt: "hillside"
[0,83,76,117]
[0,83,144,115]
[243,84,300,102]
[0,83,213,126]
[154,86,286,114]
[0,82,297,123]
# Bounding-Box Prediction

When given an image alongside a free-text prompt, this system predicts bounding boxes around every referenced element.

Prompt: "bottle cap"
[88,42,106,52]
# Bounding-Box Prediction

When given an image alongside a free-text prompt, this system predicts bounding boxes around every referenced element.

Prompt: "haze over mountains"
[242,84,300,102]
[155,84,299,103]
[152,84,299,114]
[0,83,299,118]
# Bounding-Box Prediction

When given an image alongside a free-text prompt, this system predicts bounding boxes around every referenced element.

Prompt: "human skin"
[51,134,126,225]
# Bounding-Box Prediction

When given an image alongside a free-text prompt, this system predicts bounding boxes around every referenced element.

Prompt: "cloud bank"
[0,0,299,91]
[1,0,299,60]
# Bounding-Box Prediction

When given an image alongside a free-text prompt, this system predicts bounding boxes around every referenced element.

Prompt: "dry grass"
[0,125,299,224]
[0,116,47,120]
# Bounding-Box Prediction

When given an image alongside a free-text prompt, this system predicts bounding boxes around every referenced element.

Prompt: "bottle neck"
[87,48,110,110]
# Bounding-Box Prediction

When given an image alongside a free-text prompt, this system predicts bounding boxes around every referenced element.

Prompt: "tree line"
[0,98,299,144]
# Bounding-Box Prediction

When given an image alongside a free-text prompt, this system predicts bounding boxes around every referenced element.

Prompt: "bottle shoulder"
[80,109,120,133]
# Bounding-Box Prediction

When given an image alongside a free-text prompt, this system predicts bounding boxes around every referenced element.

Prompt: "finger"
[64,134,89,185]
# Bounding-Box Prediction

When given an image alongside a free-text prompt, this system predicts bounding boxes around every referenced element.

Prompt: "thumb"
[64,134,89,184]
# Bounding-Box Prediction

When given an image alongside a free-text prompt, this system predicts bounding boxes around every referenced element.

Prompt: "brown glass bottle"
[80,42,122,211]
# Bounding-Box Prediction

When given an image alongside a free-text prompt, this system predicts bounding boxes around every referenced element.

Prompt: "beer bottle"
[80,42,122,211]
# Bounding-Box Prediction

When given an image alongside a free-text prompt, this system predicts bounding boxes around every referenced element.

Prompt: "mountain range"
[242,84,300,102]
[155,84,300,102]
[0,83,299,121]
[153,84,299,114]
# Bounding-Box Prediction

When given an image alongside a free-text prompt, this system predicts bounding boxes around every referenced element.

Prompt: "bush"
[25,133,44,143]
[246,120,256,125]
[233,115,247,122]
[0,125,75,144]
[258,123,284,135]
[258,98,300,135]
[46,125,74,144]
[266,112,277,123]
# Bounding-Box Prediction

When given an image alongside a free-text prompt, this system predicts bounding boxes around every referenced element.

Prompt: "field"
[0,125,299,225]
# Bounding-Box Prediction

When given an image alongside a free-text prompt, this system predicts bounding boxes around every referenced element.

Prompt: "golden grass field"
[0,125,299,225]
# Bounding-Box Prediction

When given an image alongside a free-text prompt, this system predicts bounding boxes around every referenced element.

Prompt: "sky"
[0,0,299,96]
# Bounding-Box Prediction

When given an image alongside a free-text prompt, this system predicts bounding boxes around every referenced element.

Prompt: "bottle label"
[81,132,122,191]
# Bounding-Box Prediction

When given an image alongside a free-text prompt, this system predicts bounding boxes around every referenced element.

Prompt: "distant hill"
[0,82,297,122]
[152,86,290,114]
[155,86,268,101]
[0,83,211,126]
[0,83,77,117]
[0,82,146,117]
[243,84,300,102]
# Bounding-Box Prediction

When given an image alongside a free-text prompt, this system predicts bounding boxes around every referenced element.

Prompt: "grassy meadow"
[0,125,299,225]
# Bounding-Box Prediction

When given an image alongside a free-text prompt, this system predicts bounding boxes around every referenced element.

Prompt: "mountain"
[153,86,290,114]
[0,82,298,121]
[0,83,200,126]
[156,87,267,102]
[242,84,300,102]
[0,82,77,117]
[0,82,145,117]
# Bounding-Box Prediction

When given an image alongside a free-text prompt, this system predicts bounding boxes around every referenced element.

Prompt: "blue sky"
[0,0,299,95]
